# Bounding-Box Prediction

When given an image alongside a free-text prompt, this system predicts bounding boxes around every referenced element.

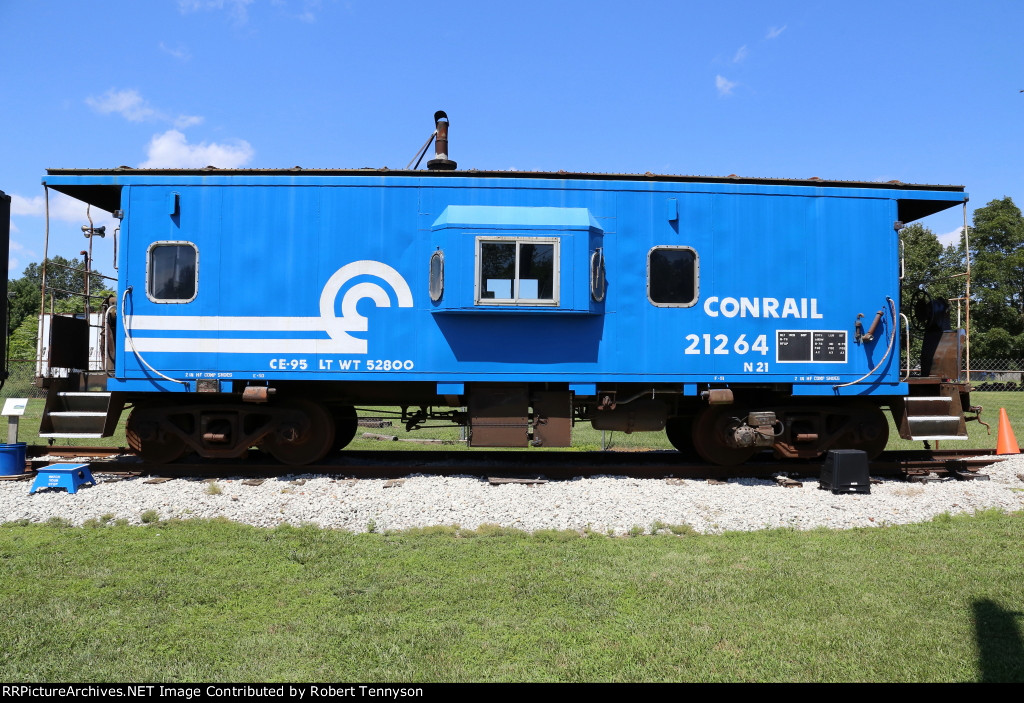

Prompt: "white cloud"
[938,227,965,247]
[174,115,205,129]
[716,75,737,96]
[733,45,748,63]
[140,129,254,169]
[178,0,254,23]
[159,42,192,61]
[767,25,787,39]
[8,240,35,272]
[271,0,321,22]
[86,88,203,132]
[9,192,118,228]
[10,194,45,217]
[85,89,158,122]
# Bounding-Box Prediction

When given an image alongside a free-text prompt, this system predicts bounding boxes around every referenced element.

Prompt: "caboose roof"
[43,168,966,223]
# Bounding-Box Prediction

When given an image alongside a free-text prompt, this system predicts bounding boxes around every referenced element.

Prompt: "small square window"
[648,246,698,307]
[476,237,559,305]
[147,242,198,303]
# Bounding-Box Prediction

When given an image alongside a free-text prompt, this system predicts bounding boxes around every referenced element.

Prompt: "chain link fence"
[968,359,1024,391]
[0,360,47,399]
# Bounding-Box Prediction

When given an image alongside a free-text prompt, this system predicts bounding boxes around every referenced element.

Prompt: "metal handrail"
[899,312,910,382]
[45,260,118,282]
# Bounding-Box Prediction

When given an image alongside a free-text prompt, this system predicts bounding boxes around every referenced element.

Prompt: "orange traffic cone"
[996,408,1020,455]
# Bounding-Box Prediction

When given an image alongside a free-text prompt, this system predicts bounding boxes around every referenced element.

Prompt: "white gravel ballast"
[3,453,1023,535]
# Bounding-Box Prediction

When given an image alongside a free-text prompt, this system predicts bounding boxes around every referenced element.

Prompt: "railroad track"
[16,445,1005,482]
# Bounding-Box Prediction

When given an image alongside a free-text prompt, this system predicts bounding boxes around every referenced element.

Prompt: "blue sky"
[2,0,1021,276]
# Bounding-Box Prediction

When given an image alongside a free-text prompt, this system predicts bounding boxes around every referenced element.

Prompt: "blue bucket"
[0,443,27,476]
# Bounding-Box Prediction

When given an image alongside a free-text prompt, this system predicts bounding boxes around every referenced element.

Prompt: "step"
[46,411,109,435]
[57,392,112,413]
[906,415,967,440]
[904,397,952,415]
[38,433,105,439]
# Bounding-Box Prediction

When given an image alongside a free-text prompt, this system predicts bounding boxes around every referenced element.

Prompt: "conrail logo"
[319,260,414,353]
[123,260,414,356]
[703,296,823,319]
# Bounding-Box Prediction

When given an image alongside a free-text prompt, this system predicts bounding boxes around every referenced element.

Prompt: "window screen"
[148,242,197,302]
[648,246,697,306]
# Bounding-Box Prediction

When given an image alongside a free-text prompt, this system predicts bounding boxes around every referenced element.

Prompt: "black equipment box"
[819,449,871,494]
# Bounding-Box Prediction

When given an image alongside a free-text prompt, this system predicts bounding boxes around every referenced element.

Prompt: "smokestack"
[427,111,457,171]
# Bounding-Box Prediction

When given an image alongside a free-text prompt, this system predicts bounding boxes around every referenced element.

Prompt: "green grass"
[0,512,1022,682]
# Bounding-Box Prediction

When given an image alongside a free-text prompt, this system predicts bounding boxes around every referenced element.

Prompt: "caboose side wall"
[42,174,962,398]
[120,178,900,394]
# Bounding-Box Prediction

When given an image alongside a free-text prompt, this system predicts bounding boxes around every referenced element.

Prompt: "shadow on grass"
[974,599,1024,682]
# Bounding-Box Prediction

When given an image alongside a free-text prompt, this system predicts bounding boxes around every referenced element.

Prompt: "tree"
[968,197,1024,338]
[7,256,110,335]
[900,223,961,301]
[899,223,965,368]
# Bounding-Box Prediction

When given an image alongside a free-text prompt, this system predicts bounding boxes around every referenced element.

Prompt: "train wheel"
[260,399,335,466]
[691,406,759,467]
[665,416,699,460]
[838,402,890,459]
[332,406,359,451]
[126,407,187,464]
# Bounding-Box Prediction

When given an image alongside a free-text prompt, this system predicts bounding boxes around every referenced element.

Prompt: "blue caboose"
[38,119,969,464]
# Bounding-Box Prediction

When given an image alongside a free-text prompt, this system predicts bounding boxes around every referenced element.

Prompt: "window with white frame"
[147,241,198,303]
[475,237,559,305]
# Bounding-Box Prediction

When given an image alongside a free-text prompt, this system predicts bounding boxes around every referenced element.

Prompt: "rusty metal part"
[966,405,990,434]
[691,406,759,466]
[590,400,668,434]
[27,445,131,458]
[127,408,187,464]
[125,400,339,463]
[259,399,335,465]
[532,391,572,447]
[427,111,457,171]
[468,385,529,447]
[488,477,548,485]
[242,386,276,403]
[703,389,734,405]
[864,310,884,341]
[772,400,889,460]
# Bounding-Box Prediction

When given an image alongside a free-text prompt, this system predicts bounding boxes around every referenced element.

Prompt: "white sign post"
[2,398,29,444]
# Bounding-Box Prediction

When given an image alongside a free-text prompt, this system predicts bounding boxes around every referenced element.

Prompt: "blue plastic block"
[30,464,96,495]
